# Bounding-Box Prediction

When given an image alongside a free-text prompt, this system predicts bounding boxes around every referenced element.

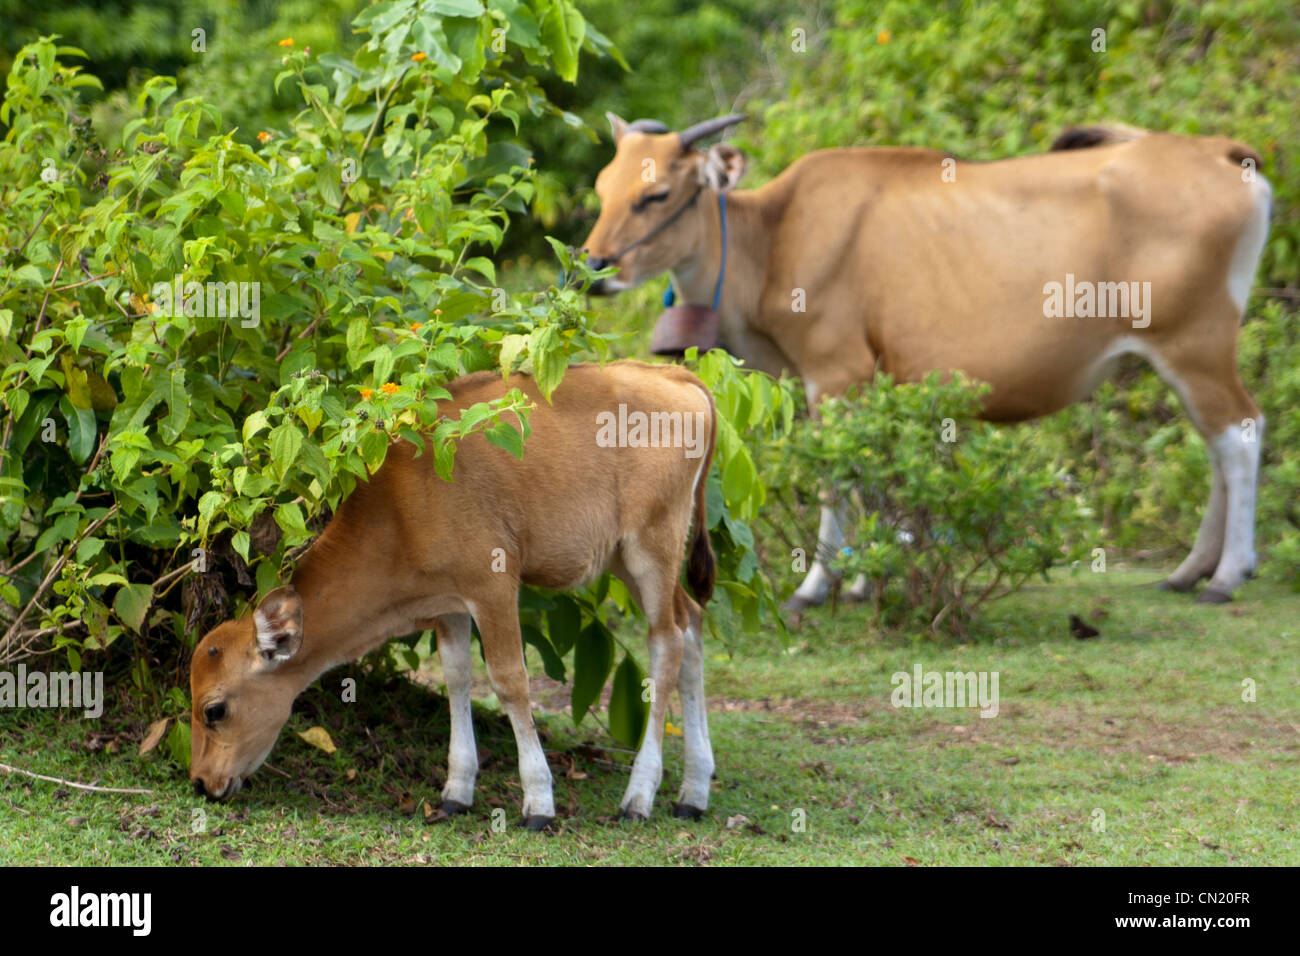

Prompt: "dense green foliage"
[0,4,790,755]
[776,374,1088,635]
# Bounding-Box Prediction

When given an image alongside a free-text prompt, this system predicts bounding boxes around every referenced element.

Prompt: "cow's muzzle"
[193,775,242,802]
[585,256,612,296]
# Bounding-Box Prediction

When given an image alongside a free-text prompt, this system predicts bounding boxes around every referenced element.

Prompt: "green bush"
[771,373,1089,636]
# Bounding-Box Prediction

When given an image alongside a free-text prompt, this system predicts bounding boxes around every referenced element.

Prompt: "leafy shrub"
[771,374,1088,636]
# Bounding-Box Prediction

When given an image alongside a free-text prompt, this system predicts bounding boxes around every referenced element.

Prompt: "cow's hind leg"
[612,534,685,820]
[1160,444,1228,592]
[672,587,714,818]
[1151,342,1262,602]
[1200,411,1263,602]
[433,614,478,814]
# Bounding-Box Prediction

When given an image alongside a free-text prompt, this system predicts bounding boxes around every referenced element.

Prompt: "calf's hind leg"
[673,587,714,818]
[613,536,685,820]
[433,614,478,814]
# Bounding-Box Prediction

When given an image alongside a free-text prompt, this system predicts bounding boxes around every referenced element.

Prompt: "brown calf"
[189,361,717,828]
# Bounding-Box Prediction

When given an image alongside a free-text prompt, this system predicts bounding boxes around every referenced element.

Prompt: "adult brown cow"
[581,114,1271,607]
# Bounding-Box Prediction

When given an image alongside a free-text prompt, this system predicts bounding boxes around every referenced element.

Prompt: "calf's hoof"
[618,808,649,822]
[1196,588,1233,605]
[672,802,705,820]
[1157,578,1197,593]
[439,799,471,816]
[520,814,554,832]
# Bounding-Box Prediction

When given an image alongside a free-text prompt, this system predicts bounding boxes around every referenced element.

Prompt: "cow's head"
[189,586,305,801]
[582,112,747,294]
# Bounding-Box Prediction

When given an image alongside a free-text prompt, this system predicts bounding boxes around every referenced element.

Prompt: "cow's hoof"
[618,808,649,822]
[520,814,554,832]
[1196,588,1233,605]
[1158,578,1197,593]
[672,802,705,820]
[439,799,471,816]
[782,595,815,627]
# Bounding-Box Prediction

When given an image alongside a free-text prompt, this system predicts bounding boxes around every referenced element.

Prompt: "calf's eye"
[204,702,227,725]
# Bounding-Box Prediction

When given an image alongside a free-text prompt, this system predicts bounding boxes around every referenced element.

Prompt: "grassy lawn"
[2,565,1297,866]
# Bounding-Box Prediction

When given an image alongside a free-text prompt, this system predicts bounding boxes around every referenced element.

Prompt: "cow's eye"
[632,190,669,212]
[204,702,227,726]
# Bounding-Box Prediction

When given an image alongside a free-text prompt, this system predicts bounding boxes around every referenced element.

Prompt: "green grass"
[2,565,1297,865]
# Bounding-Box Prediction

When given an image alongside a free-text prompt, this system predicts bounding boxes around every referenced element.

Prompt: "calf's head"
[582,113,747,293]
[189,586,305,801]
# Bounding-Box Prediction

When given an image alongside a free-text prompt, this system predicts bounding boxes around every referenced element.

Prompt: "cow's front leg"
[434,614,478,814]
[785,501,846,612]
[473,598,555,830]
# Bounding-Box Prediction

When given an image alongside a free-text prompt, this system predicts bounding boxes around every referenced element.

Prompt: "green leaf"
[270,422,304,477]
[113,583,154,633]
[166,720,191,769]
[546,594,582,656]
[721,445,756,512]
[430,0,484,15]
[539,0,585,82]
[485,420,524,458]
[607,653,649,747]
[570,620,614,725]
[59,396,97,464]
[522,624,566,682]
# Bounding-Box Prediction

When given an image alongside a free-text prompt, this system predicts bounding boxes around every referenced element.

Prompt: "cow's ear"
[699,143,746,193]
[606,111,629,145]
[253,586,303,665]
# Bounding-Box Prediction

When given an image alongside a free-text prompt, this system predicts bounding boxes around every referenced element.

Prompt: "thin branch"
[1,503,119,657]
[0,762,154,795]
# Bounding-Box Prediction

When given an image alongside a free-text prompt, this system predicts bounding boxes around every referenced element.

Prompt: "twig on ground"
[0,761,155,795]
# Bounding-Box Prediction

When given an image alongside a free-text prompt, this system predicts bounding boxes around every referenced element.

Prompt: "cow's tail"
[1050,123,1148,151]
[686,385,717,606]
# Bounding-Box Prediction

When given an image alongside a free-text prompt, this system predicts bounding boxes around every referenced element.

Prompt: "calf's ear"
[253,586,303,664]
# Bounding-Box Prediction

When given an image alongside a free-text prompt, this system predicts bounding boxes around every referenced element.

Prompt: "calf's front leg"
[472,598,555,830]
[434,614,478,814]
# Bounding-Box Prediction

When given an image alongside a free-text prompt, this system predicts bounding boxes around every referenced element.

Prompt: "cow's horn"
[627,119,670,133]
[677,113,746,149]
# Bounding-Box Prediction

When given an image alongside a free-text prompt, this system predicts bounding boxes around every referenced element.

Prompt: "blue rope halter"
[663,192,728,311]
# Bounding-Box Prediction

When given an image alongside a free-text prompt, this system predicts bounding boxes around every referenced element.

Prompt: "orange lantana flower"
[257,131,272,143]
[278,37,294,47]
[381,383,399,396]
[359,388,373,400]
[877,29,891,44]
[411,52,427,62]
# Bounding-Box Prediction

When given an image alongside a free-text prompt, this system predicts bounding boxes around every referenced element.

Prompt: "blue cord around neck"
[663,192,727,310]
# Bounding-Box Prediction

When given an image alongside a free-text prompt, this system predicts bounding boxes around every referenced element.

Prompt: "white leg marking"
[844,573,871,602]
[1207,416,1262,594]
[1167,446,1227,587]
[675,619,714,811]
[792,502,845,604]
[1226,175,1272,315]
[437,614,478,808]
[620,634,668,819]
[493,689,554,820]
